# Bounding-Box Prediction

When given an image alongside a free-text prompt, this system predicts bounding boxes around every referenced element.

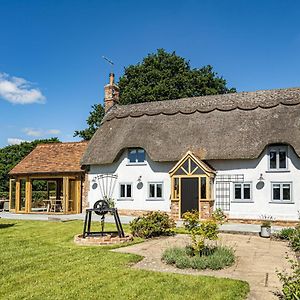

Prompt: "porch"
[9,174,83,214]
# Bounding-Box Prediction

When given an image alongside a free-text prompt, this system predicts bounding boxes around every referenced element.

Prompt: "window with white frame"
[128,148,145,163]
[271,182,292,202]
[119,183,132,199]
[233,182,252,202]
[148,182,163,199]
[268,146,288,170]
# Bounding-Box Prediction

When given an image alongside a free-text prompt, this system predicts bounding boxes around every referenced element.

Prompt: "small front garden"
[160,209,235,271]
[0,218,249,300]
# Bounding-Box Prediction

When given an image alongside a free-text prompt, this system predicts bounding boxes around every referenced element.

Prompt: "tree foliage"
[73,104,105,140]
[118,49,236,104]
[74,49,236,140]
[0,138,60,193]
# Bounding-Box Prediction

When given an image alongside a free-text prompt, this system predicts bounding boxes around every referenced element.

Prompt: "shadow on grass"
[0,223,15,229]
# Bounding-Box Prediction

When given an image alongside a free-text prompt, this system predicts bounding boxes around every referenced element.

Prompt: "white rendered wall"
[87,147,300,221]
[87,151,174,212]
[210,146,300,221]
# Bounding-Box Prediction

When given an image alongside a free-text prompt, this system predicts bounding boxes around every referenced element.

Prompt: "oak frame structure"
[9,142,88,214]
[169,151,216,219]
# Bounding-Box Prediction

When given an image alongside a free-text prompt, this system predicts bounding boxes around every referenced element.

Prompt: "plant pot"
[260,225,271,238]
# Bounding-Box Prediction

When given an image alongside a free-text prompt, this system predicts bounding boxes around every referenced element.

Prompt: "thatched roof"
[10,142,88,175]
[81,87,300,165]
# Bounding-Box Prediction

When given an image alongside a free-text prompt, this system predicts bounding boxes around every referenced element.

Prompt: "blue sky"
[0,0,300,147]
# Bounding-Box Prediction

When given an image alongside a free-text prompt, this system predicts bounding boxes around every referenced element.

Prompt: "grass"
[0,219,249,299]
[162,246,235,270]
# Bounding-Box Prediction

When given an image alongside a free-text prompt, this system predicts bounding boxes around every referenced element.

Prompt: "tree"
[118,49,236,104]
[0,138,60,194]
[74,49,236,139]
[74,104,105,140]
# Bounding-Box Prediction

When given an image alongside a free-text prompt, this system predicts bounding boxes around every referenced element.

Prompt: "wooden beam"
[63,176,69,213]
[15,179,20,212]
[25,177,32,213]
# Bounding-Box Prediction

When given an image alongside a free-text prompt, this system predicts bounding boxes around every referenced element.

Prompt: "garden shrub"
[277,257,300,300]
[182,210,221,255]
[274,228,296,241]
[162,246,235,270]
[289,226,300,252]
[130,211,175,238]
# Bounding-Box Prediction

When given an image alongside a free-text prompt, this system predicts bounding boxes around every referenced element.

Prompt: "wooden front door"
[181,177,199,217]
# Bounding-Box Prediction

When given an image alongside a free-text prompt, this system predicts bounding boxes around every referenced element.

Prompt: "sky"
[0,0,300,147]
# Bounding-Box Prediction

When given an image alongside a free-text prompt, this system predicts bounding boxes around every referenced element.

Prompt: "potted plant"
[260,215,274,238]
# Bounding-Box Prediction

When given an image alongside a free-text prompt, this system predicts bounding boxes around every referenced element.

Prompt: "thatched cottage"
[81,74,300,222]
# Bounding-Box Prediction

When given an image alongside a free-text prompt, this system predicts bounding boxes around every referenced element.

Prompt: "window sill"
[231,200,254,204]
[117,198,134,201]
[269,201,294,204]
[146,198,164,201]
[126,162,147,166]
[265,170,290,173]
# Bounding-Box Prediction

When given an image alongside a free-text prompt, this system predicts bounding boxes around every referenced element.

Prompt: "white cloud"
[47,129,61,135]
[23,128,61,137]
[0,72,46,104]
[7,138,27,145]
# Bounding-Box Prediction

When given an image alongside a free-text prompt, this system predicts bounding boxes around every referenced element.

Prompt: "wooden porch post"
[15,178,20,212]
[25,177,32,213]
[63,176,69,213]
[76,177,82,214]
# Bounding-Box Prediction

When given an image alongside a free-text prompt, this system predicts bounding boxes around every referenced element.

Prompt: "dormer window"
[128,148,145,164]
[268,145,288,171]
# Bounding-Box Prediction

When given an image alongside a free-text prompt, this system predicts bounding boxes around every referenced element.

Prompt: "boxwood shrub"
[130,211,175,238]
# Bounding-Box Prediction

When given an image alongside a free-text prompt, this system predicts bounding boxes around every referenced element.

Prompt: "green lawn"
[0,219,249,300]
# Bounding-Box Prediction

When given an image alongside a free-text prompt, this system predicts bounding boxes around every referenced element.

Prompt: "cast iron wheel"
[93,200,109,215]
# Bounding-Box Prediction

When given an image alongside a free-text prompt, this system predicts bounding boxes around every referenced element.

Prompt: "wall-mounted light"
[258,173,265,181]
[137,175,142,182]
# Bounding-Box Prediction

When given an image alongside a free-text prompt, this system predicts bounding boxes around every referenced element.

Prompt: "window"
[148,182,163,199]
[233,182,252,202]
[268,146,288,170]
[128,148,145,163]
[271,182,292,202]
[119,183,132,199]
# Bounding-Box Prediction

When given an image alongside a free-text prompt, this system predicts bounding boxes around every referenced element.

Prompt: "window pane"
[273,184,281,200]
[235,184,242,199]
[120,184,125,198]
[201,177,206,199]
[173,178,179,199]
[282,184,290,200]
[126,184,132,198]
[156,184,162,198]
[269,151,277,169]
[128,149,137,163]
[279,151,287,169]
[149,184,155,198]
[243,184,251,200]
[137,149,145,162]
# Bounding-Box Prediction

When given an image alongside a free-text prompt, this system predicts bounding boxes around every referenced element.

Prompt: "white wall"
[87,147,300,221]
[210,146,300,221]
[87,151,174,212]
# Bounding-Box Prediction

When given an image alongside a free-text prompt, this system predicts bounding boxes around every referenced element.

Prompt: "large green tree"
[74,49,235,140]
[74,104,105,140]
[119,48,236,104]
[0,138,60,194]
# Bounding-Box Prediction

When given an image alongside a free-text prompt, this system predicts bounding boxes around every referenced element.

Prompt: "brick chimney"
[104,73,119,113]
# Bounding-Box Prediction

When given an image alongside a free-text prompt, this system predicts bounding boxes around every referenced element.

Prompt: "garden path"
[114,233,294,300]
